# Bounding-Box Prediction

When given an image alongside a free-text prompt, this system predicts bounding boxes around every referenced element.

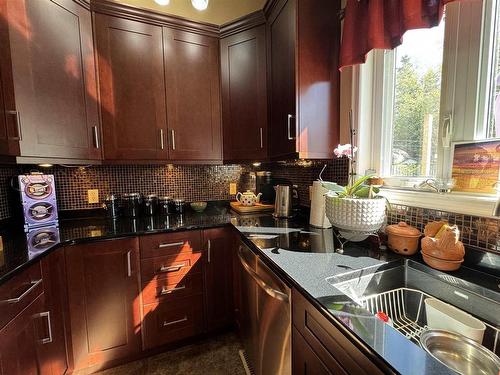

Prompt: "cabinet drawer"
[0,262,43,329]
[292,289,385,375]
[143,294,204,349]
[141,273,203,305]
[141,252,202,282]
[140,231,202,259]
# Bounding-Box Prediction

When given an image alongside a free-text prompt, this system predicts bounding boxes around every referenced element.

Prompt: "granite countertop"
[1,202,499,375]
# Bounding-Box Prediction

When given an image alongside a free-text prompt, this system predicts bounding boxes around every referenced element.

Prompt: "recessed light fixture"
[191,0,209,11]
[154,0,170,5]
[252,162,262,167]
[38,163,53,168]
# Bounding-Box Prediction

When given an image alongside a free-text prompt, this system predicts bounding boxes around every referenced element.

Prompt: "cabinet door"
[0,293,48,375]
[268,0,297,159]
[40,251,68,375]
[1,0,101,160]
[221,25,267,161]
[293,328,335,375]
[65,238,142,372]
[203,228,234,331]
[164,28,222,161]
[0,64,19,156]
[95,14,168,161]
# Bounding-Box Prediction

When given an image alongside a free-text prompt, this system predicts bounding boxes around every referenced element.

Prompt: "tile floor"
[96,332,246,375]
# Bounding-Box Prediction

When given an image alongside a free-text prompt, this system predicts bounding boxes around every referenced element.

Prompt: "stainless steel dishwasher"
[237,244,291,375]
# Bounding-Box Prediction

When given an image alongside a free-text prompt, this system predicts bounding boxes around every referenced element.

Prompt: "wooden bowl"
[421,252,463,271]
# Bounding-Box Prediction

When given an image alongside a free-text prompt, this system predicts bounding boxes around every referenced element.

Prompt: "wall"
[0,162,498,255]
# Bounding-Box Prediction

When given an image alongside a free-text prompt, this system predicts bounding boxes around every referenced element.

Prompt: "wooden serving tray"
[230,201,275,214]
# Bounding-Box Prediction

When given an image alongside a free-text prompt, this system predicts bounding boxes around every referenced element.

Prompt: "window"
[384,24,445,178]
[360,0,500,191]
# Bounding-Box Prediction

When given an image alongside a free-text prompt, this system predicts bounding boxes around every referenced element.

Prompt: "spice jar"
[385,222,421,255]
[142,194,158,216]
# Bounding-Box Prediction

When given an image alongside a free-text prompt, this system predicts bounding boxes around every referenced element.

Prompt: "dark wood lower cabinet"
[0,293,48,375]
[203,228,234,331]
[293,327,333,375]
[65,238,142,373]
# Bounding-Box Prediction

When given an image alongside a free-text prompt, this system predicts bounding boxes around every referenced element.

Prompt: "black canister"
[158,196,172,216]
[122,193,141,217]
[172,199,185,214]
[142,194,158,216]
[103,194,121,218]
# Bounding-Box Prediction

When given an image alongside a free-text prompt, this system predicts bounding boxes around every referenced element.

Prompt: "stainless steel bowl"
[420,329,500,375]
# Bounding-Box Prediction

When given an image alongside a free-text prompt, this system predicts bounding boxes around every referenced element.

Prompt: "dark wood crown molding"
[219,10,266,38]
[74,0,91,10]
[90,0,220,37]
[263,0,280,18]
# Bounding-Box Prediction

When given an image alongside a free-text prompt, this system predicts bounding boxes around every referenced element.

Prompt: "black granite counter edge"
[0,220,232,285]
[237,234,399,374]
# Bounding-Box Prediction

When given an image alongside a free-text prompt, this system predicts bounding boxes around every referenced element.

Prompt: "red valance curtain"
[339,0,458,70]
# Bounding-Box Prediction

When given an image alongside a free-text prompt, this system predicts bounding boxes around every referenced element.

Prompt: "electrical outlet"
[229,183,237,195]
[87,189,99,204]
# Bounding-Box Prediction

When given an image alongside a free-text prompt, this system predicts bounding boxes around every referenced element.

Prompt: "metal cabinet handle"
[287,114,296,140]
[171,129,176,150]
[92,126,100,149]
[7,110,22,140]
[163,316,187,327]
[0,279,42,305]
[126,251,132,277]
[260,127,264,149]
[237,247,289,302]
[160,285,186,295]
[159,265,183,273]
[160,129,165,150]
[35,311,53,344]
[158,241,184,249]
[207,239,211,263]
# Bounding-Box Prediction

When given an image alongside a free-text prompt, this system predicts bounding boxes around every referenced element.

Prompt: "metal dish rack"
[358,287,500,354]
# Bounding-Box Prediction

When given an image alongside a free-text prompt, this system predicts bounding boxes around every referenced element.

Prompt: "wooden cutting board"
[230,201,275,214]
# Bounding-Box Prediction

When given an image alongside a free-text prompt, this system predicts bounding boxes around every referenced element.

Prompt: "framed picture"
[451,139,500,194]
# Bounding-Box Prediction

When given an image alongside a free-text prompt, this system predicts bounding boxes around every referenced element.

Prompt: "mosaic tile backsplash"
[387,204,500,255]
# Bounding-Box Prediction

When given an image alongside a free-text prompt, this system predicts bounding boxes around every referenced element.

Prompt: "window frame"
[344,0,500,216]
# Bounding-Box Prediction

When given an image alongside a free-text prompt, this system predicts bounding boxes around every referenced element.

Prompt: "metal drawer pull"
[126,251,132,277]
[0,279,42,305]
[207,239,211,263]
[92,126,100,149]
[35,311,53,344]
[160,129,165,150]
[159,265,183,273]
[7,110,22,140]
[171,129,176,150]
[287,114,296,140]
[237,247,289,302]
[260,127,264,148]
[160,285,186,295]
[158,241,184,249]
[163,316,188,327]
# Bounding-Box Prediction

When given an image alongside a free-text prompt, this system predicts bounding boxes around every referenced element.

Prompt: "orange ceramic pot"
[386,222,422,255]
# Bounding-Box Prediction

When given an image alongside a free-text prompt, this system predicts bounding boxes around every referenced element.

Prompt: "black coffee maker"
[255,171,275,204]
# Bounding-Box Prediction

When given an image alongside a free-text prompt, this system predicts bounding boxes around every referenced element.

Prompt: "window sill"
[378,188,499,218]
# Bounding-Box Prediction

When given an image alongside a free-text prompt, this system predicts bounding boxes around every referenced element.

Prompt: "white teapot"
[236,190,262,207]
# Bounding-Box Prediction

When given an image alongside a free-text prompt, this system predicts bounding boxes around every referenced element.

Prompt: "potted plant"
[322,143,387,234]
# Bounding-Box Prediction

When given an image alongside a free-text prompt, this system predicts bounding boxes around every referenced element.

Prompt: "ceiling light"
[191,0,208,11]
[154,0,170,5]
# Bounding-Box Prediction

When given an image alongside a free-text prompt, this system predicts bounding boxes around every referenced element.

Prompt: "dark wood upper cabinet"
[65,238,142,373]
[164,28,222,162]
[0,63,19,157]
[0,0,101,162]
[221,24,268,162]
[267,0,341,159]
[203,228,234,331]
[94,13,168,162]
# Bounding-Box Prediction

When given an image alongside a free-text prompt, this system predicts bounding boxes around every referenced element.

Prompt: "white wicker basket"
[325,195,386,232]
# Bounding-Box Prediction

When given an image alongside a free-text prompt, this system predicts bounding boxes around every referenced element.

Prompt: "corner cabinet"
[220,24,268,162]
[163,28,222,162]
[94,14,168,162]
[267,0,341,159]
[65,238,142,373]
[0,0,101,162]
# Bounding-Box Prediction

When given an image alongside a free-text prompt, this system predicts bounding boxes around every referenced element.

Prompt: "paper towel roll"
[310,180,332,228]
